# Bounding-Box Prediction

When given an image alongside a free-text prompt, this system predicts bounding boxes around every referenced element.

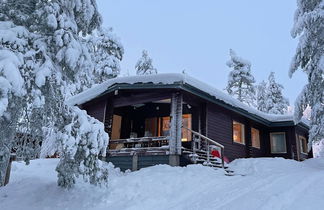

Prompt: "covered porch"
[103,88,225,170]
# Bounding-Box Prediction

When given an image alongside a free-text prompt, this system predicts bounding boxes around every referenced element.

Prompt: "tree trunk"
[0,149,10,187]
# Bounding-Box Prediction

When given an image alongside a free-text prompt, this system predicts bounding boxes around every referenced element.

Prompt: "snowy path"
[0,158,323,210]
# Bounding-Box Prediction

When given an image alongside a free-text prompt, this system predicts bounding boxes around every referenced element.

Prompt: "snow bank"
[66,73,307,124]
[1,158,324,210]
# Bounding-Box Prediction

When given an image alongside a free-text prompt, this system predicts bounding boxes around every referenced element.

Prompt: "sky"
[96,0,307,104]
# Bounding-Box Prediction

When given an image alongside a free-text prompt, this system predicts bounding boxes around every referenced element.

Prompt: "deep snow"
[1,158,324,210]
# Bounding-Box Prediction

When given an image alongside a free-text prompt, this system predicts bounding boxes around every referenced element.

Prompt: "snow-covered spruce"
[225,49,256,106]
[0,0,123,188]
[135,50,158,75]
[256,80,268,112]
[265,72,289,115]
[290,0,324,144]
[56,106,109,189]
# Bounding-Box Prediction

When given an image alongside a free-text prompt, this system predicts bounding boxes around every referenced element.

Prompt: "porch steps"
[182,148,235,176]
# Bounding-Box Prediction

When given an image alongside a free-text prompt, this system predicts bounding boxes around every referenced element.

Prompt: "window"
[181,114,192,142]
[145,117,158,137]
[158,116,171,136]
[251,128,260,148]
[299,135,308,154]
[270,132,287,153]
[233,121,245,144]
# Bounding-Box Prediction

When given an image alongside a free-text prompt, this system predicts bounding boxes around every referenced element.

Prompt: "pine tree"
[0,0,123,188]
[265,72,289,115]
[135,50,157,75]
[256,80,268,112]
[225,49,256,106]
[290,0,324,144]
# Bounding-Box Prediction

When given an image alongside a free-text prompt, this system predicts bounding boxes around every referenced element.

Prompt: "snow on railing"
[182,127,225,168]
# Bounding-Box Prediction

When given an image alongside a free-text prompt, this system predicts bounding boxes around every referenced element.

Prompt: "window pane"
[233,121,245,144]
[158,117,170,136]
[145,117,157,137]
[182,114,192,142]
[251,128,260,148]
[270,133,286,153]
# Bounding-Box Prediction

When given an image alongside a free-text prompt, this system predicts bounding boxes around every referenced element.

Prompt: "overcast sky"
[96,0,306,104]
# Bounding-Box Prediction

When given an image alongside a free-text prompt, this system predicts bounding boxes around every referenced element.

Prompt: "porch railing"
[108,136,169,156]
[182,127,225,168]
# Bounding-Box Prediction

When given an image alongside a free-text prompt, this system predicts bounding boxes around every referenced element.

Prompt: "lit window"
[270,132,286,153]
[299,136,308,154]
[181,114,192,142]
[251,128,260,148]
[233,121,245,144]
[158,116,170,136]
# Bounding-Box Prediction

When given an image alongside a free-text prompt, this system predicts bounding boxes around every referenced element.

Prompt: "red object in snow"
[224,156,230,164]
[211,150,221,158]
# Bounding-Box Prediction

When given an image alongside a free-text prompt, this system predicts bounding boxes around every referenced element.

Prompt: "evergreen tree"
[225,49,256,106]
[265,72,289,114]
[0,0,123,188]
[256,80,268,112]
[135,50,157,75]
[290,0,324,144]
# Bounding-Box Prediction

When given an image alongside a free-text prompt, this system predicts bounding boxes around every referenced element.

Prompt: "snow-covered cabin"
[68,73,312,171]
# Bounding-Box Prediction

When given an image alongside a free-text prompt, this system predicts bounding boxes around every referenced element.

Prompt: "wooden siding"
[83,98,106,122]
[206,103,248,161]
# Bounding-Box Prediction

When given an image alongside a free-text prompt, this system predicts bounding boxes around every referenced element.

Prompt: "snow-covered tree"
[0,0,123,188]
[265,72,289,115]
[225,49,256,106]
[290,0,324,144]
[135,50,157,75]
[256,80,268,112]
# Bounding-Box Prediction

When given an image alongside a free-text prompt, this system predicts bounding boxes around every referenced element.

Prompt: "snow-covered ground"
[1,158,323,210]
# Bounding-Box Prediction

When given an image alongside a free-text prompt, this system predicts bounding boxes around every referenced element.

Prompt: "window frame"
[251,127,261,149]
[270,132,287,154]
[299,135,308,155]
[232,120,245,145]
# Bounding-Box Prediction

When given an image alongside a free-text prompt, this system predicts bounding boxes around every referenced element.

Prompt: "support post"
[169,92,183,166]
[170,92,183,155]
[132,153,138,171]
[104,99,114,139]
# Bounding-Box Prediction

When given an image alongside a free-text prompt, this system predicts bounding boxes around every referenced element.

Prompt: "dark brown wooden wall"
[83,98,106,122]
[206,103,249,161]
[206,102,301,161]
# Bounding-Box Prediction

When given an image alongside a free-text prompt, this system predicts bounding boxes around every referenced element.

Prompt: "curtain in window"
[271,133,286,153]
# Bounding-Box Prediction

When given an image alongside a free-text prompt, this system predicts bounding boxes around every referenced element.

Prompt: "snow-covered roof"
[67,73,307,125]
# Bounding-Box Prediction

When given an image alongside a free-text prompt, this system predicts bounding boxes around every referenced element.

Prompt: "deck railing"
[108,136,169,156]
[182,127,225,168]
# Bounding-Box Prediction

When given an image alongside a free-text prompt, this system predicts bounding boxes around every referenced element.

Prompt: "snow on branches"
[225,49,256,106]
[290,0,324,143]
[0,0,123,188]
[135,50,158,75]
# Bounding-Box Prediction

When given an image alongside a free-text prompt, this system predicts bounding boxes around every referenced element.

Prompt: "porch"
[103,89,225,171]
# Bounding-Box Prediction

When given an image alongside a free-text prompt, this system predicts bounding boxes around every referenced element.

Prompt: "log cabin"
[67,73,312,171]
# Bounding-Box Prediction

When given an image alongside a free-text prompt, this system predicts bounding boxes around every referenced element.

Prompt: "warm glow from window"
[233,121,245,144]
[251,128,260,148]
[299,136,308,154]
[181,114,192,142]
